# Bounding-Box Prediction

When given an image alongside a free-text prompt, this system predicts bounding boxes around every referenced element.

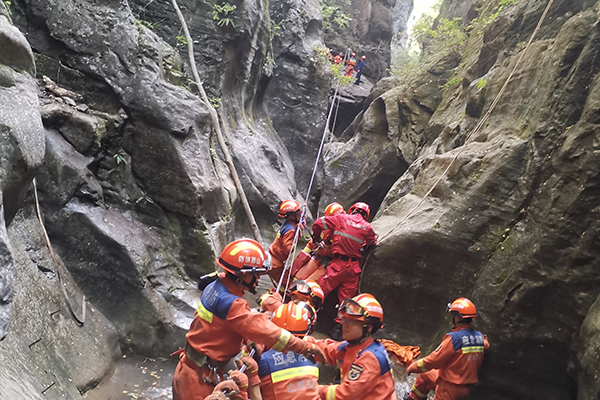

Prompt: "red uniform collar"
[452,324,472,332]
[347,336,375,350]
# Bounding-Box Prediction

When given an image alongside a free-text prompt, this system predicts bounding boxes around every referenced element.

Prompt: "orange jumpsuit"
[344,58,356,76]
[268,221,298,283]
[258,348,320,400]
[313,337,396,400]
[172,275,310,400]
[408,326,489,400]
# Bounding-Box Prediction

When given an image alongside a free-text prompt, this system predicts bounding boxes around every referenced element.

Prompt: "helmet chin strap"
[239,275,258,294]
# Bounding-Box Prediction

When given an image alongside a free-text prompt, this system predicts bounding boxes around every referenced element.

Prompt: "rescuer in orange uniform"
[312,202,376,338]
[310,293,396,400]
[172,238,323,400]
[292,202,345,281]
[345,53,356,76]
[268,200,302,284]
[406,298,489,400]
[252,301,320,400]
[333,52,343,64]
[257,279,325,314]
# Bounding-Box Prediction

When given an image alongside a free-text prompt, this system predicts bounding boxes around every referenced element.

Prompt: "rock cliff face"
[4,0,600,398]
[355,1,600,399]
[322,0,412,81]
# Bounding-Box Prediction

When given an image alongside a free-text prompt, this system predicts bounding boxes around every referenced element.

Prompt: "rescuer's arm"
[227,300,323,362]
[306,337,342,366]
[407,335,455,373]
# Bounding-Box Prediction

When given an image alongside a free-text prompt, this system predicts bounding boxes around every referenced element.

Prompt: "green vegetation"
[176,35,189,46]
[441,76,462,90]
[213,2,236,28]
[483,0,517,25]
[477,78,488,91]
[390,5,466,88]
[2,0,11,22]
[209,97,221,109]
[113,149,127,165]
[135,190,154,204]
[319,0,351,31]
[135,19,158,30]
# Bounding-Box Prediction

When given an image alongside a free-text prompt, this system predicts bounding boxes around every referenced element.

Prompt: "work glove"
[228,370,249,400]
[212,380,239,399]
[406,361,420,374]
[256,290,282,313]
[236,356,260,387]
[301,342,324,364]
[242,341,265,362]
[204,391,228,400]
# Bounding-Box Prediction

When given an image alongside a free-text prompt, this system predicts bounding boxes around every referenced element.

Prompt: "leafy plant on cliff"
[390,14,466,88]
[2,0,11,22]
[319,0,351,31]
[213,2,236,27]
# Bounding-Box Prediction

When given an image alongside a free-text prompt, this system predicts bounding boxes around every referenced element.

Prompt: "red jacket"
[312,337,396,400]
[269,221,298,269]
[414,325,489,385]
[186,275,307,361]
[258,348,320,400]
[312,214,376,259]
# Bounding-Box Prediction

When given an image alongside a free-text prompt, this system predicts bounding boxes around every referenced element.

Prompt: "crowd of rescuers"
[171,200,490,400]
[327,49,367,85]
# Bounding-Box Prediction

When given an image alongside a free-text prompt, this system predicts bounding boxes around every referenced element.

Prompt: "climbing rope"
[32,178,86,326]
[275,53,349,295]
[357,0,555,292]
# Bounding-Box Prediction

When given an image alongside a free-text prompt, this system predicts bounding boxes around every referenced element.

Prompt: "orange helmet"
[324,202,345,216]
[217,238,271,275]
[349,202,370,219]
[338,293,383,332]
[272,301,316,338]
[447,298,477,319]
[351,52,356,56]
[278,200,301,218]
[287,280,325,311]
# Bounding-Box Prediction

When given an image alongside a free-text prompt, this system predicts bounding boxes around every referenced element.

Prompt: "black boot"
[329,323,343,341]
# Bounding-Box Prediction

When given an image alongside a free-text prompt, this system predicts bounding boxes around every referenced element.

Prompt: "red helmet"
[287,280,325,311]
[272,301,316,338]
[217,238,271,275]
[278,200,301,218]
[338,293,383,332]
[447,298,477,318]
[324,202,345,216]
[361,55,366,60]
[351,52,356,56]
[349,202,370,219]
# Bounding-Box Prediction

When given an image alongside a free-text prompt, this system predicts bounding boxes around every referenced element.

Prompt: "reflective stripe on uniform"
[197,301,214,323]
[333,230,363,243]
[270,365,319,383]
[321,217,328,231]
[462,346,485,353]
[417,359,428,372]
[272,330,292,352]
[326,384,337,400]
[411,384,427,398]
